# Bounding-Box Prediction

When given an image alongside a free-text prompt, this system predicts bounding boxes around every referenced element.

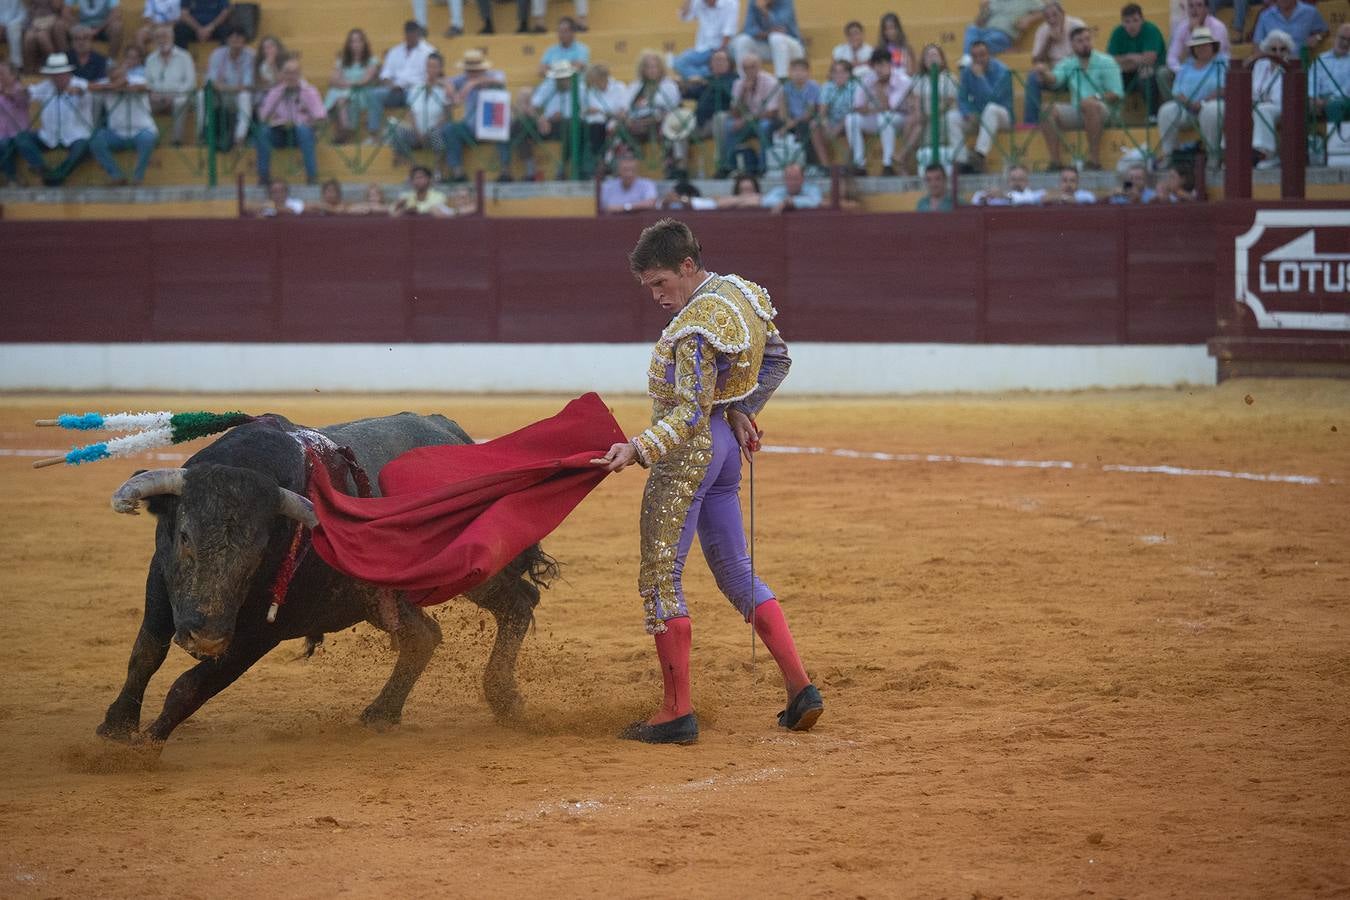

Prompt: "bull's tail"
[519,544,561,598]
[297,634,324,660]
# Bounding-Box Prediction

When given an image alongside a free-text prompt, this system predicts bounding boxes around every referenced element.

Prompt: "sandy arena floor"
[0,381,1347,898]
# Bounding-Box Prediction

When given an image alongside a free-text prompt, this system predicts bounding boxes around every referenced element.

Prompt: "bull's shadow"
[96,413,555,751]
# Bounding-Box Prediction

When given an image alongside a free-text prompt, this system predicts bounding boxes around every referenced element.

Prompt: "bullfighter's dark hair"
[629,218,702,274]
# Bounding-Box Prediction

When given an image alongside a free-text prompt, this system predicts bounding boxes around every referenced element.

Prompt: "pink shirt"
[1168,16,1232,71]
[259,80,325,126]
[0,82,28,140]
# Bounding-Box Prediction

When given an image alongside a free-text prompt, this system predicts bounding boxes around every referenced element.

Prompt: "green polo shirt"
[1106,21,1166,60]
[1051,50,1125,103]
[917,194,954,212]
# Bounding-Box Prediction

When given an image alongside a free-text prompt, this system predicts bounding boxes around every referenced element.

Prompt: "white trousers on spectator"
[963,104,1012,158]
[1252,101,1280,155]
[526,0,589,16]
[731,33,805,78]
[195,89,253,142]
[1158,98,1222,158]
[845,111,900,166]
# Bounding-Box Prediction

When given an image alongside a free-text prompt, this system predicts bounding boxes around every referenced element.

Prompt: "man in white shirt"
[13,53,94,185]
[197,25,254,147]
[90,45,158,184]
[673,0,738,84]
[144,23,194,143]
[375,20,437,114]
[391,52,452,165]
[845,47,911,176]
[1046,165,1095,203]
[832,20,874,78]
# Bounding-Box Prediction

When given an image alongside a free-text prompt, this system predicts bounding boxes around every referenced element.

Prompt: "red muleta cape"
[307,392,625,606]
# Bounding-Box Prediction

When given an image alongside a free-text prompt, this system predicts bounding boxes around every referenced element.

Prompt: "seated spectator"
[0,0,24,74]
[904,43,960,173]
[1024,2,1086,125]
[76,0,123,58]
[845,47,911,176]
[1167,0,1229,72]
[1157,27,1224,165]
[255,57,324,184]
[963,0,1043,57]
[247,177,304,215]
[761,160,821,212]
[391,51,451,168]
[660,178,716,210]
[1252,30,1294,168]
[1157,163,1197,201]
[392,164,455,215]
[198,26,254,148]
[89,44,157,184]
[254,34,286,98]
[1310,24,1350,132]
[674,0,737,86]
[582,63,627,174]
[68,25,108,81]
[716,49,780,178]
[22,0,69,72]
[443,47,511,182]
[973,162,1045,204]
[1046,164,1095,202]
[1108,3,1170,118]
[375,21,436,116]
[877,12,915,74]
[1211,0,1252,44]
[832,20,874,78]
[345,181,389,214]
[137,0,180,54]
[732,0,804,79]
[916,162,953,210]
[518,59,579,179]
[1038,26,1122,170]
[0,60,28,183]
[956,39,1013,173]
[776,57,819,168]
[718,171,761,207]
[537,16,588,79]
[325,28,381,142]
[615,51,680,175]
[1252,0,1327,52]
[812,59,860,168]
[1107,162,1156,202]
[307,177,346,214]
[174,0,232,49]
[145,23,194,144]
[600,152,657,213]
[13,52,93,185]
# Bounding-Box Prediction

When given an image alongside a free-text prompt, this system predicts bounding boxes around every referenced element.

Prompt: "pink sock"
[753,599,811,697]
[649,615,692,723]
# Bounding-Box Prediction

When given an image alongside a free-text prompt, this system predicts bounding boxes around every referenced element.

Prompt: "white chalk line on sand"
[2,444,1328,486]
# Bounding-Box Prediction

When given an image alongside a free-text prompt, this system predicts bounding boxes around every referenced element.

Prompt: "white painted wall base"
[0,343,1216,394]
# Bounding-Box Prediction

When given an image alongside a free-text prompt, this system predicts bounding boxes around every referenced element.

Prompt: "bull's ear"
[145,494,177,518]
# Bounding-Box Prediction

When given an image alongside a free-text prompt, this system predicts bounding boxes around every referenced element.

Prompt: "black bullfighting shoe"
[777,684,824,732]
[619,713,699,745]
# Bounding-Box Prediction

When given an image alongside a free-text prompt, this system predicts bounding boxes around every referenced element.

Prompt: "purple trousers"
[668,411,776,621]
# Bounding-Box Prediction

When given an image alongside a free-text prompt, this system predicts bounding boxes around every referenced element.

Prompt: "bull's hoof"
[96,719,138,743]
[486,691,524,725]
[359,705,402,732]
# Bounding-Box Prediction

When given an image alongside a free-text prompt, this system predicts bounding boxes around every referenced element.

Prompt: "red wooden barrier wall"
[3,207,1227,345]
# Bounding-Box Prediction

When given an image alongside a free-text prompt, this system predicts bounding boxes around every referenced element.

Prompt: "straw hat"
[39,52,75,75]
[546,60,577,79]
[459,48,492,71]
[1186,26,1219,49]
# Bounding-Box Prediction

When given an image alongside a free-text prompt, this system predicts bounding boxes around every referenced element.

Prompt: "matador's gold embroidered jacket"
[630,273,790,467]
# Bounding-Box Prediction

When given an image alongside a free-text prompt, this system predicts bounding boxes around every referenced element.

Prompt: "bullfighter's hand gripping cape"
[305,393,625,606]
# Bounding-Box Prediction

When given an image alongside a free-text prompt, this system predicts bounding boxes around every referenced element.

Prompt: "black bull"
[97,413,556,746]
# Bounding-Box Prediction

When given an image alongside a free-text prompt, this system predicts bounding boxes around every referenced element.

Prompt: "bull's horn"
[277,488,318,529]
[111,468,187,515]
